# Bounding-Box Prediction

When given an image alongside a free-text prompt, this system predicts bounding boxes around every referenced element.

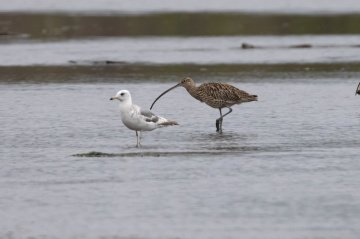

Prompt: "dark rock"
[290,44,312,48]
[241,43,256,49]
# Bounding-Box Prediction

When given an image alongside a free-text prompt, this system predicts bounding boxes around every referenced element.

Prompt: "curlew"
[110,90,178,147]
[150,77,257,132]
[356,82,360,95]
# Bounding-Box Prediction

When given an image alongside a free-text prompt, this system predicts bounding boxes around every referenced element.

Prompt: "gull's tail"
[158,117,179,126]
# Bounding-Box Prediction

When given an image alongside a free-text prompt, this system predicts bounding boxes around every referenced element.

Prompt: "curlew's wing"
[356,82,360,95]
[198,83,257,103]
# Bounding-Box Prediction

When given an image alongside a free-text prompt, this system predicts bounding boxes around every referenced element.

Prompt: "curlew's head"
[179,77,195,88]
[150,77,195,110]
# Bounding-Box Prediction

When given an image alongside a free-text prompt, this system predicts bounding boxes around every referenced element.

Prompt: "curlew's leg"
[222,107,233,119]
[216,108,223,132]
[216,107,233,133]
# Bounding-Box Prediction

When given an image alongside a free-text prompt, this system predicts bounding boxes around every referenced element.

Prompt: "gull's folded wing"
[140,109,159,123]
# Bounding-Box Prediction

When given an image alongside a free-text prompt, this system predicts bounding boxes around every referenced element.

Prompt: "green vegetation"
[2,12,360,39]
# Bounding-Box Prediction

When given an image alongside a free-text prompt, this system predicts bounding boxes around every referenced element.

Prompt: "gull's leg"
[139,131,142,147]
[136,131,140,148]
[216,108,223,133]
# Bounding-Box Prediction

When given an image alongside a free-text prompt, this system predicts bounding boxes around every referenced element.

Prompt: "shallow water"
[2,35,360,66]
[1,0,360,14]
[1,75,360,239]
[2,1,360,238]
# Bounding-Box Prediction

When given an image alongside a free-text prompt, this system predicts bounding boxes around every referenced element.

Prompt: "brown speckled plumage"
[184,81,257,109]
[150,77,257,132]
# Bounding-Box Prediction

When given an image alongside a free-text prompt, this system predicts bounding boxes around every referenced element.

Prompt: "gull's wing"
[356,82,360,95]
[140,109,159,123]
[140,108,178,126]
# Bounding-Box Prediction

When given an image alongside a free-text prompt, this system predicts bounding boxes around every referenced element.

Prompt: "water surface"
[1,0,360,14]
[1,1,360,238]
[1,35,360,66]
[1,75,360,239]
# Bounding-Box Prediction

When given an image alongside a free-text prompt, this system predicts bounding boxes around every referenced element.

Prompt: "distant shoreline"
[1,63,360,84]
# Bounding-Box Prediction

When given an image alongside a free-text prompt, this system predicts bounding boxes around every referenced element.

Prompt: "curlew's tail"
[250,94,258,101]
[242,94,258,102]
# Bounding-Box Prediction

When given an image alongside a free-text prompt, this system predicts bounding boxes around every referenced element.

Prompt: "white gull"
[110,90,178,147]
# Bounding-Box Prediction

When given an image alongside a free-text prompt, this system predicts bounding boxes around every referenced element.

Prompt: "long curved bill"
[356,82,360,95]
[150,83,180,110]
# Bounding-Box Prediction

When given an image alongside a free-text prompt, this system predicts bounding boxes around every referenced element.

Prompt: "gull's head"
[110,90,131,103]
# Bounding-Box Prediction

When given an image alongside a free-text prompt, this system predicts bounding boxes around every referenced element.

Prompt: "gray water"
[2,35,360,66]
[2,0,360,238]
[2,0,360,14]
[1,76,360,239]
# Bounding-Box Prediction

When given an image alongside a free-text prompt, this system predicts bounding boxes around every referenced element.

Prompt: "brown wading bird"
[150,77,258,132]
[356,82,360,95]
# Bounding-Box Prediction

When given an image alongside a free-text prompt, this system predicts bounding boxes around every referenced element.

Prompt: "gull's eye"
[120,93,125,96]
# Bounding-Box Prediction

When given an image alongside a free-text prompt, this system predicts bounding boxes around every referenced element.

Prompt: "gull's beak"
[150,83,181,110]
[110,96,118,101]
